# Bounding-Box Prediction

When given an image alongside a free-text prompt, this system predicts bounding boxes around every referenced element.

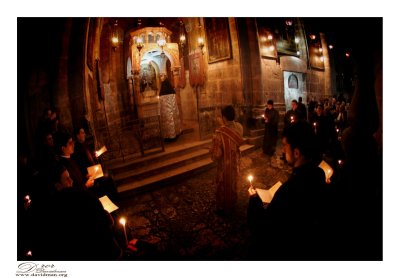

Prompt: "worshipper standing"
[72,127,98,176]
[247,121,328,260]
[72,127,119,202]
[262,99,279,161]
[284,99,300,129]
[159,74,181,140]
[297,96,307,121]
[310,104,337,157]
[54,131,118,201]
[210,105,244,216]
[54,131,94,190]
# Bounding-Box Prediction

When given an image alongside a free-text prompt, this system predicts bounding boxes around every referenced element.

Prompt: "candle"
[247,175,254,189]
[26,250,32,257]
[24,195,32,208]
[290,116,294,123]
[119,217,128,246]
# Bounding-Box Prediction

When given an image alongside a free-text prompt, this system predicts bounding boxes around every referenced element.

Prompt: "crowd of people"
[18,93,381,260]
[18,108,135,260]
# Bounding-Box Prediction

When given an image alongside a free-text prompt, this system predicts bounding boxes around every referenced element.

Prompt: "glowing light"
[197,37,204,46]
[296,51,300,55]
[26,250,32,257]
[267,34,273,41]
[119,217,126,226]
[329,45,334,49]
[111,36,119,44]
[294,37,300,43]
[320,56,324,62]
[119,217,128,245]
[247,175,253,183]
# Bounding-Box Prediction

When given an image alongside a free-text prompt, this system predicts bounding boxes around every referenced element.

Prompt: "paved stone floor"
[114,148,291,260]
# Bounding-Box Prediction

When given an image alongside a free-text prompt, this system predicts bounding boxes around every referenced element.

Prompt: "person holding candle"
[210,105,244,217]
[283,99,300,129]
[247,121,329,260]
[54,131,119,202]
[262,99,279,162]
[31,164,123,260]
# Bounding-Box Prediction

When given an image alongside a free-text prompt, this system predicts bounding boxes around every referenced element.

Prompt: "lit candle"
[290,116,294,123]
[26,250,32,257]
[247,175,254,189]
[119,217,128,246]
[24,195,31,206]
[336,128,340,133]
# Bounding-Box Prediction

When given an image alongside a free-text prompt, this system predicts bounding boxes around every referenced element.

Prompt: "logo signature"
[16,262,68,277]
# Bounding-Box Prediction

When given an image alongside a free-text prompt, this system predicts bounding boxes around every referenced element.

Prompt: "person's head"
[221,105,235,122]
[160,74,167,82]
[52,164,73,191]
[282,121,318,167]
[291,100,298,110]
[316,104,324,116]
[43,133,54,147]
[267,99,274,110]
[74,127,86,143]
[54,132,74,156]
[298,96,303,103]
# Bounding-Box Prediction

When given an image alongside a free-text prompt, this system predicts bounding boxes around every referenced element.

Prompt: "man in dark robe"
[262,99,279,158]
[247,121,328,260]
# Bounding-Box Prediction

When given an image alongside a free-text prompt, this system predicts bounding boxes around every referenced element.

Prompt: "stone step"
[117,157,215,195]
[106,139,212,175]
[117,143,255,196]
[113,148,211,184]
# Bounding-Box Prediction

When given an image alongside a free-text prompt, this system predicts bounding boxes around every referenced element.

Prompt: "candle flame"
[119,217,126,226]
[248,175,253,183]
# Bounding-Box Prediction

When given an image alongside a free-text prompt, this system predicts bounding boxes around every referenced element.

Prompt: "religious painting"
[257,26,278,59]
[86,18,97,71]
[204,18,232,64]
[189,51,204,86]
[307,32,325,70]
[257,18,299,57]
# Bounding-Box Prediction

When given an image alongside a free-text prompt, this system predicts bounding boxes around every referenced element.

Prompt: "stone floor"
[113,148,291,260]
